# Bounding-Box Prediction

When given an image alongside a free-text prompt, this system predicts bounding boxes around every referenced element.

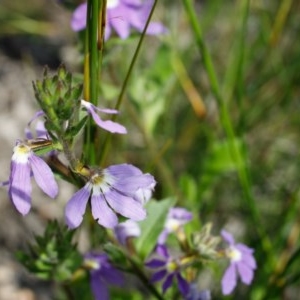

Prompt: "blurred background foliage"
[1,0,300,299]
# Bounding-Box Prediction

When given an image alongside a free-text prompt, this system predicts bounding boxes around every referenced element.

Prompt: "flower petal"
[71,3,87,31]
[237,261,254,285]
[81,100,127,134]
[145,259,166,268]
[162,273,174,293]
[221,230,235,245]
[151,269,167,283]
[65,184,91,229]
[176,273,190,295]
[109,8,131,39]
[105,190,146,221]
[114,220,141,245]
[221,263,237,295]
[101,265,124,286]
[240,250,257,270]
[29,154,58,198]
[90,272,109,300]
[91,193,118,228]
[146,22,167,35]
[9,161,32,215]
[25,110,46,139]
[169,207,193,223]
[157,229,169,245]
[113,174,155,195]
[156,245,169,259]
[106,163,142,177]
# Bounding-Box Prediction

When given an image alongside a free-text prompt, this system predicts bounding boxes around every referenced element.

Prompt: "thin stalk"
[222,0,249,110]
[99,0,158,165]
[89,0,100,106]
[182,0,275,268]
[83,0,103,164]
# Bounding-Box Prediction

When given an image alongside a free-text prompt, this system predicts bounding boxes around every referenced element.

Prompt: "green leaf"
[205,138,244,173]
[135,197,176,260]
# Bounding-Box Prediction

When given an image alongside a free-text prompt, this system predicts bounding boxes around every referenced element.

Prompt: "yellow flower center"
[166,260,179,273]
[84,259,100,270]
[12,143,31,164]
[165,218,181,232]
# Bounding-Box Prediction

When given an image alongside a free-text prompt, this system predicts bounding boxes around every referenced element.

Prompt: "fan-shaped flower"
[146,245,190,295]
[157,207,193,245]
[65,164,155,229]
[221,230,257,295]
[6,141,58,215]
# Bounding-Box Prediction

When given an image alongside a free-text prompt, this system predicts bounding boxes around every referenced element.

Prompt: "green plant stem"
[182,0,275,269]
[99,0,158,165]
[222,0,249,110]
[89,0,100,106]
[83,0,103,164]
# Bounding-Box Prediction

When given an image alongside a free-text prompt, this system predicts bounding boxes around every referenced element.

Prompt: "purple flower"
[146,245,189,295]
[81,100,127,134]
[114,219,141,245]
[221,230,257,295]
[7,141,58,215]
[133,180,155,205]
[65,163,156,229]
[71,0,166,40]
[25,110,48,139]
[157,207,193,245]
[84,253,124,300]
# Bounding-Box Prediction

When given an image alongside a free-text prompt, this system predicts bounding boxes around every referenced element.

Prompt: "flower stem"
[83,0,104,165]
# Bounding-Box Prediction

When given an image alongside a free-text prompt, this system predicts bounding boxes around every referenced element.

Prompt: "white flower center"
[165,218,181,232]
[107,0,119,9]
[92,170,116,195]
[227,246,242,262]
[12,143,31,164]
